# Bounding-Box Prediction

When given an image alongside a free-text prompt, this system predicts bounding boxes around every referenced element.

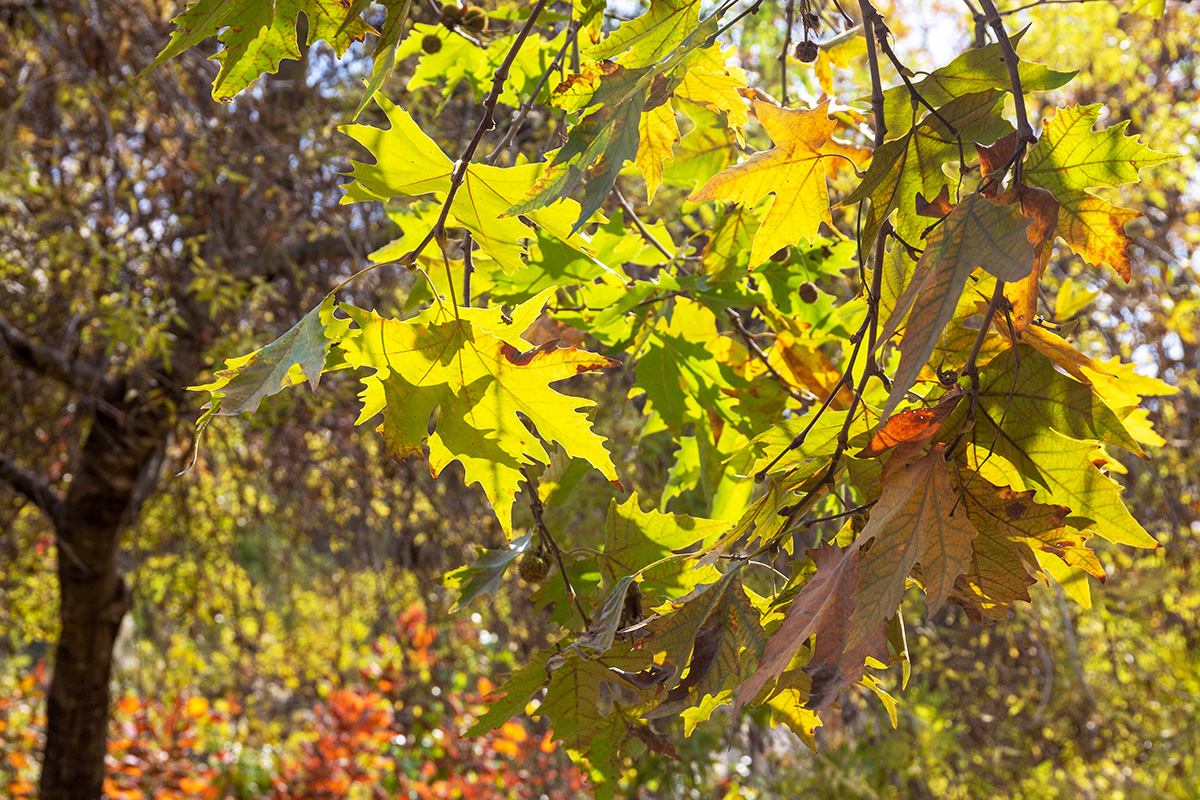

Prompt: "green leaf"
[965,347,1157,549]
[444,532,534,612]
[842,90,1014,246]
[601,493,728,603]
[643,568,767,719]
[586,0,702,68]
[340,292,621,536]
[149,0,374,101]
[191,294,348,434]
[1023,104,1176,280]
[879,29,1074,138]
[341,95,592,273]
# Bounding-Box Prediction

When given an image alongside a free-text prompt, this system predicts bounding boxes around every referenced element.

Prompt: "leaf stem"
[522,467,592,629]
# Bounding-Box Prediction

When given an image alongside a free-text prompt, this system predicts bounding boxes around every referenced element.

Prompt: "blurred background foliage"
[1,0,1197,797]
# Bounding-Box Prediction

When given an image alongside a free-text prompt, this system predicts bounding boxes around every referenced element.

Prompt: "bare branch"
[0,450,65,528]
[0,314,115,395]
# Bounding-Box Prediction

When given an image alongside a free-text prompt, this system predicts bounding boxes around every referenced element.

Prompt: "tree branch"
[0,315,115,395]
[0,450,65,528]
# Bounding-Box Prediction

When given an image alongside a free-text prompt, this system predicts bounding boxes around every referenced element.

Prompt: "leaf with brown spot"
[951,472,1080,622]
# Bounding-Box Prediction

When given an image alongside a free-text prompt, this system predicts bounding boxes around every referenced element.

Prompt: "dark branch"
[0,315,116,395]
[0,450,65,528]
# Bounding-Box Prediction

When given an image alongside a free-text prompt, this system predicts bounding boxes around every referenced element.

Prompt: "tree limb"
[0,450,65,528]
[0,314,116,395]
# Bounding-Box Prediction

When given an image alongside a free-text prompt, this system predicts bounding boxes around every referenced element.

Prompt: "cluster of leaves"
[156,0,1179,793]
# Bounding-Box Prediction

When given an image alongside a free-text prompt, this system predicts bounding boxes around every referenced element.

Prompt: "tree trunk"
[38,372,180,800]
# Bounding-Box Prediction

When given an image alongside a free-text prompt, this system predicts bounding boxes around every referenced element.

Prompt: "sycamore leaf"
[535,645,649,795]
[951,473,1092,623]
[600,494,728,603]
[854,445,978,624]
[735,542,866,715]
[341,95,590,273]
[879,193,1035,420]
[967,348,1156,548]
[578,575,639,654]
[771,446,977,710]
[444,532,534,612]
[340,293,620,536]
[690,101,836,266]
[638,102,681,201]
[878,30,1074,139]
[513,17,724,229]
[976,132,1063,331]
[192,295,349,434]
[586,0,702,68]
[149,0,374,101]
[977,345,1144,457]
[842,89,1013,246]
[860,389,962,477]
[1022,105,1176,280]
[645,569,767,719]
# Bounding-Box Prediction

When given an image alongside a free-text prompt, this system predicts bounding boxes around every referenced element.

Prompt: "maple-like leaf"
[149,0,375,100]
[745,446,978,710]
[878,30,1074,139]
[637,102,681,201]
[1021,105,1175,280]
[340,95,590,273]
[586,0,702,68]
[735,542,866,714]
[535,645,649,797]
[951,473,1088,622]
[851,445,978,629]
[967,347,1156,549]
[191,295,349,436]
[339,293,621,536]
[644,569,767,719]
[842,89,1014,246]
[878,193,1035,420]
[690,100,837,267]
[600,494,728,603]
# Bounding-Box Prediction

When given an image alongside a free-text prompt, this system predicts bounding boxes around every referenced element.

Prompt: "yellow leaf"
[637,102,680,201]
[689,100,836,266]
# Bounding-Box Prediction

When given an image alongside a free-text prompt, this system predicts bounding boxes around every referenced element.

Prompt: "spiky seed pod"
[518,551,551,584]
[462,6,488,31]
[421,34,443,54]
[803,12,821,32]
[798,281,819,304]
[794,40,819,64]
[441,2,462,22]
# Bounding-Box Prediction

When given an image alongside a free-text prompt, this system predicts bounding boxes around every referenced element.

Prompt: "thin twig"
[976,0,1034,143]
[522,467,591,629]
[780,0,795,106]
[615,189,673,259]
[857,0,887,146]
[725,309,815,405]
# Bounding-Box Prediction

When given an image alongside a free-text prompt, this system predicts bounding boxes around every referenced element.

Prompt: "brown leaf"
[858,388,962,461]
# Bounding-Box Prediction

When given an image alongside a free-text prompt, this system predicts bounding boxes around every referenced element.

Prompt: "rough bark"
[37,346,199,800]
